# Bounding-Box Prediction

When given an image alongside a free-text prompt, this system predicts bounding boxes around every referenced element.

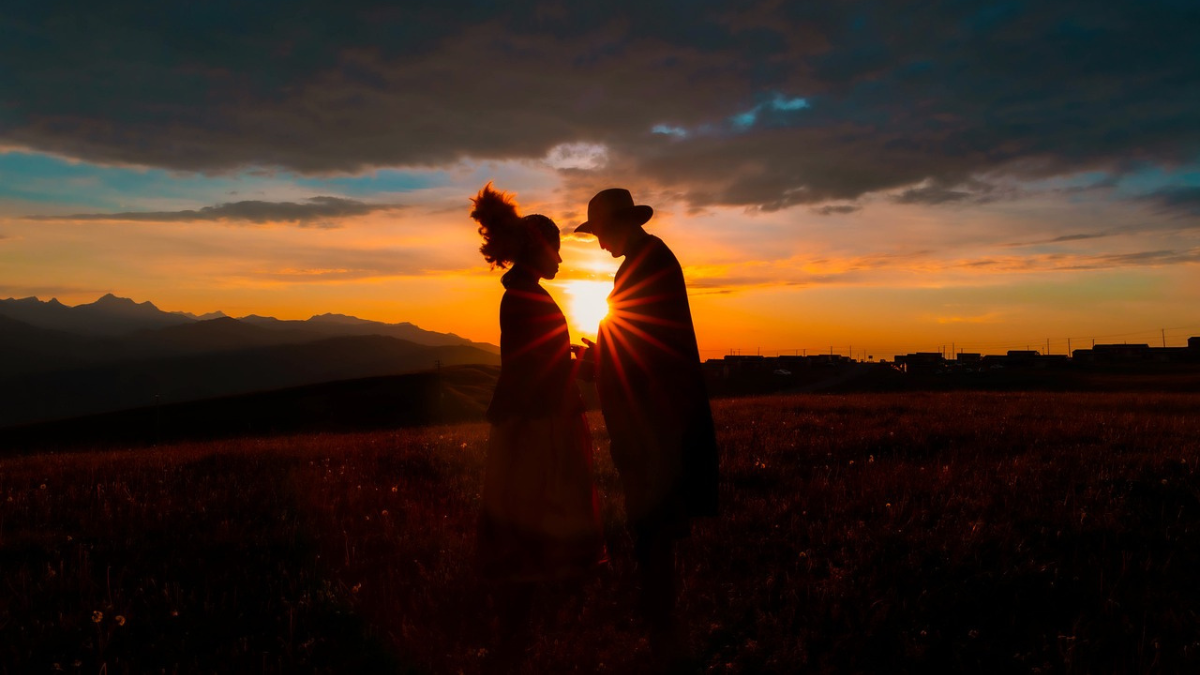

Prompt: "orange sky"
[3,155,1198,360]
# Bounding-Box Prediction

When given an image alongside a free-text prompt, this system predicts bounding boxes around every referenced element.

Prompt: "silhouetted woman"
[469,183,607,670]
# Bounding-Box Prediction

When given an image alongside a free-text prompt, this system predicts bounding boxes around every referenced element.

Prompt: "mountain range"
[0,294,494,347]
[0,294,500,427]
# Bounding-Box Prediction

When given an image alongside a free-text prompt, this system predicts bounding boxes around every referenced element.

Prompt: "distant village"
[703,336,1200,378]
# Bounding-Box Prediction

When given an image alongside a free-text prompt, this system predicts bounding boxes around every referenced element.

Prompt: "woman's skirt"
[478,412,608,583]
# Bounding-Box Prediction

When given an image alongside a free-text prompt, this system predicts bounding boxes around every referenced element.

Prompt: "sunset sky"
[2,1,1198,359]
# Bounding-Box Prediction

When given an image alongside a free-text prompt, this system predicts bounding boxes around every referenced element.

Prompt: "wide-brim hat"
[574,188,653,234]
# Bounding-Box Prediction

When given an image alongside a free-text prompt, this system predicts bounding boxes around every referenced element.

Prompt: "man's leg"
[634,521,680,658]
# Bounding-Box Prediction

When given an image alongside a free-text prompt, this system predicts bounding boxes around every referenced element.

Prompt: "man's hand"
[572,337,597,380]
[571,337,596,359]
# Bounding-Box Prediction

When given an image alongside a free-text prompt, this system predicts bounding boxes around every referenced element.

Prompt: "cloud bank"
[1,1,1196,213]
[25,197,396,227]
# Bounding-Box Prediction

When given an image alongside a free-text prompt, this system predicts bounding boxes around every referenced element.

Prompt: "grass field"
[2,392,1198,673]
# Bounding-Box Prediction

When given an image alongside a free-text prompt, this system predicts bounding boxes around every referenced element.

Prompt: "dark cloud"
[1139,186,1200,219]
[1005,232,1113,247]
[2,2,1197,211]
[812,204,861,216]
[1048,233,1110,243]
[25,197,397,227]
[1068,249,1200,269]
[958,248,1200,272]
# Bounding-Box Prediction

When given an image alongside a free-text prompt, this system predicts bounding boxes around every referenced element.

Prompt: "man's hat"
[574,188,653,234]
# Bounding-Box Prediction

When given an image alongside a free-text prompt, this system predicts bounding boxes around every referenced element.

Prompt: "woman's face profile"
[526,234,562,280]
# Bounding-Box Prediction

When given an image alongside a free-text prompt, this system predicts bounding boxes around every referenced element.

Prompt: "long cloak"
[593,235,720,533]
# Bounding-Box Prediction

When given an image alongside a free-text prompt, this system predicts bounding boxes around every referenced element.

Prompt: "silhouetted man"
[575,188,719,661]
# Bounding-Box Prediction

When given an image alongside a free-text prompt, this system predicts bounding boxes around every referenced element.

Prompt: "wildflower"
[91,610,103,623]
[869,455,875,464]
[461,442,468,449]
[115,615,126,626]
[351,584,362,594]
[40,483,47,490]
[170,610,179,617]
[391,486,398,493]
[381,510,389,516]
[886,503,892,508]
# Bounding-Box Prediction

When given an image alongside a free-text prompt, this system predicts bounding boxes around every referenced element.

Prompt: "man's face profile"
[593,221,629,258]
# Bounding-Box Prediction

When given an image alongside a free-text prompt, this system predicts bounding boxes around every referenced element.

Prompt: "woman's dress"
[478,265,607,582]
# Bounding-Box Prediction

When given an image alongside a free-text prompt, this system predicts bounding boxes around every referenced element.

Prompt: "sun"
[560,280,612,340]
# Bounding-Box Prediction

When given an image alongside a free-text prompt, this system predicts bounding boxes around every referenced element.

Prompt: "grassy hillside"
[0,336,500,427]
[1,392,1198,673]
[0,365,500,453]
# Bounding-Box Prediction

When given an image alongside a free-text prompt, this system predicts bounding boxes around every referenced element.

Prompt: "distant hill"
[0,293,502,428]
[171,310,229,320]
[0,334,500,427]
[0,313,148,376]
[240,313,496,351]
[0,294,498,353]
[128,316,322,354]
[0,365,501,452]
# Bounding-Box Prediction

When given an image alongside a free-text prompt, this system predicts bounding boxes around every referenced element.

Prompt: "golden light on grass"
[560,280,612,339]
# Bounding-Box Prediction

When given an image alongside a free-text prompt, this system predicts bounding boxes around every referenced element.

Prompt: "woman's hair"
[470,183,558,268]
[522,214,560,251]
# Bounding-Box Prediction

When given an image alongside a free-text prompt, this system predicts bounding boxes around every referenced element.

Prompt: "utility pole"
[1162,328,1167,348]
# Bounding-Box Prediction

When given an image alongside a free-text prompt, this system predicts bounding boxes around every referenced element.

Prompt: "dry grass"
[2,392,1198,673]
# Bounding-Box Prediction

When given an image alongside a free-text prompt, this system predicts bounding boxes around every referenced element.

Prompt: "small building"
[895,352,944,372]
[1093,344,1152,361]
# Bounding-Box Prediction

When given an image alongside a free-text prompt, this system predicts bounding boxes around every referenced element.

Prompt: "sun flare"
[560,280,612,340]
